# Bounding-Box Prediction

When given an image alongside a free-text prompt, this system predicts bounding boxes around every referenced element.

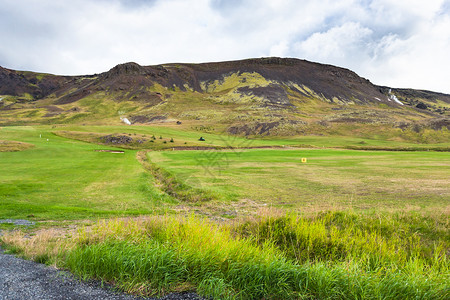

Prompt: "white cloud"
[269,41,289,57]
[295,22,373,61]
[0,0,449,93]
[364,12,450,91]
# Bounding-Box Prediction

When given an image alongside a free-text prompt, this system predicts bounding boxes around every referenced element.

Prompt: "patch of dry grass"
[1,228,76,265]
[0,139,34,152]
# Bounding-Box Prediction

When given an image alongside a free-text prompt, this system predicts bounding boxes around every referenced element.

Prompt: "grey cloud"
[114,0,159,10]
[210,0,244,11]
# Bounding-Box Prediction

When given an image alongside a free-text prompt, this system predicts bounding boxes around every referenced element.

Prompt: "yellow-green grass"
[0,93,144,126]
[0,126,173,220]
[2,213,448,299]
[148,148,450,214]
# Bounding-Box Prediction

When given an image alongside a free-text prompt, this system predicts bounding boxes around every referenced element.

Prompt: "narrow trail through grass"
[136,150,218,203]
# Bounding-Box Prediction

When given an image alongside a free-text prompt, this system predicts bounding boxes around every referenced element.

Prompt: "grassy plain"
[0,124,449,299]
[0,126,172,220]
[148,148,450,214]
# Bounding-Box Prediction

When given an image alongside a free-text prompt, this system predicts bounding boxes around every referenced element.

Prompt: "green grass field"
[0,126,173,220]
[2,125,448,219]
[1,124,449,299]
[148,148,449,214]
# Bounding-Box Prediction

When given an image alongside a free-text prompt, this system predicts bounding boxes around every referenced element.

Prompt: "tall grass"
[237,211,449,271]
[52,212,449,299]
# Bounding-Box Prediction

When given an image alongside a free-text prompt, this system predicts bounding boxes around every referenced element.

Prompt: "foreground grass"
[2,212,448,299]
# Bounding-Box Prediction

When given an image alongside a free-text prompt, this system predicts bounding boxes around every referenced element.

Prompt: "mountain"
[1,58,449,136]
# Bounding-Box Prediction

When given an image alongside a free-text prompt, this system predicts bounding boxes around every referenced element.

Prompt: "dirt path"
[0,247,205,300]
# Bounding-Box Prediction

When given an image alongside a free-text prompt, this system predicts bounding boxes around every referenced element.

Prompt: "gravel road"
[0,246,206,300]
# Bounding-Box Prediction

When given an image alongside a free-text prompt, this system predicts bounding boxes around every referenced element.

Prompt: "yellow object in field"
[301,158,307,163]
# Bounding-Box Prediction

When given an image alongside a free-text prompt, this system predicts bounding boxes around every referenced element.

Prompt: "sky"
[1,0,450,93]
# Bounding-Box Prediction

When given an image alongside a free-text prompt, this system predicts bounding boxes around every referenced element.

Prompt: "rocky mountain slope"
[1,58,449,136]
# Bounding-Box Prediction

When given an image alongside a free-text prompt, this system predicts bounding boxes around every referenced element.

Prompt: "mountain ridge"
[1,57,449,136]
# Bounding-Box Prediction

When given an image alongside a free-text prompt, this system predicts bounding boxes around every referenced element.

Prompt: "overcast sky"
[1,0,449,93]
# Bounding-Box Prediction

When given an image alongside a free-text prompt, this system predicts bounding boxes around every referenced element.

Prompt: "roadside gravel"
[0,246,206,300]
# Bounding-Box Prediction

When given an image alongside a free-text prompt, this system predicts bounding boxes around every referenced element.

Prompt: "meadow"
[0,126,173,220]
[148,148,449,215]
[0,125,449,299]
